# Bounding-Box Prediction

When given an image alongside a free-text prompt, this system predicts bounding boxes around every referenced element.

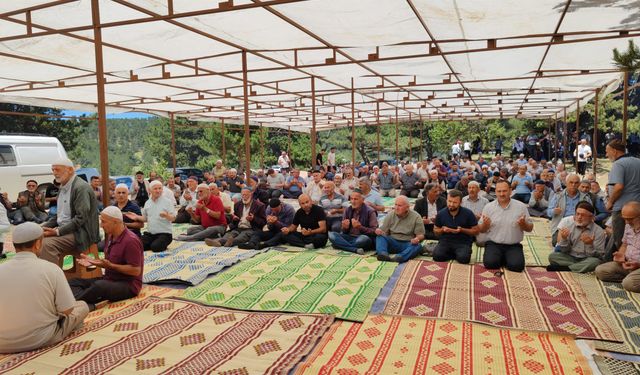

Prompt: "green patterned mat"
[0,252,15,264]
[594,281,640,354]
[180,250,397,322]
[594,355,640,375]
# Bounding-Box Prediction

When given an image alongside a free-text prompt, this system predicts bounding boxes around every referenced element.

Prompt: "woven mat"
[143,242,265,285]
[0,297,333,375]
[383,260,622,341]
[180,250,397,322]
[594,355,640,375]
[294,315,593,374]
[593,281,640,354]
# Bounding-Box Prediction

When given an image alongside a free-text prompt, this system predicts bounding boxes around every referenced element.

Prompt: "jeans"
[375,236,422,263]
[512,193,530,204]
[326,216,342,232]
[328,232,373,253]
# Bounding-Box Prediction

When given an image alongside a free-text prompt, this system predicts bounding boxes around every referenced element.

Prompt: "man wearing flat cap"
[0,222,89,353]
[40,158,100,266]
[69,206,144,306]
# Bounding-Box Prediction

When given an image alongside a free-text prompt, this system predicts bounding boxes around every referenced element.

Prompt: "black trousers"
[577,161,587,175]
[433,241,472,264]
[284,232,328,249]
[483,241,525,272]
[142,232,172,252]
[69,277,134,304]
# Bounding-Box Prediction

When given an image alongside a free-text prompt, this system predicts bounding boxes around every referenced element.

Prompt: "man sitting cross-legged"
[281,194,328,249]
[547,201,606,273]
[328,189,378,254]
[207,188,265,248]
[239,198,295,250]
[0,223,89,353]
[69,207,143,308]
[433,189,479,264]
[124,180,175,252]
[175,183,227,242]
[375,195,425,263]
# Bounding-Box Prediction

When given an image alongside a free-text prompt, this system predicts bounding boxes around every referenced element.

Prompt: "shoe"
[304,243,315,249]
[0,253,6,259]
[355,248,365,255]
[238,243,254,250]
[224,238,235,247]
[390,255,403,263]
[205,238,222,247]
[255,242,267,250]
[377,253,391,262]
[87,303,96,312]
[546,264,571,272]
[421,243,435,256]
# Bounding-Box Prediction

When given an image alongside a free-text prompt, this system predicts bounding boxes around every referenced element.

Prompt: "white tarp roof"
[0,0,637,132]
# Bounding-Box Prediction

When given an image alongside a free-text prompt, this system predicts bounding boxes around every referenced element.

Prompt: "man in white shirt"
[327,147,337,172]
[278,151,291,173]
[462,181,489,219]
[304,170,324,203]
[175,177,197,223]
[574,139,592,176]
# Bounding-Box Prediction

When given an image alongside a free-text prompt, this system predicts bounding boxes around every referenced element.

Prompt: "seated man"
[462,181,488,220]
[207,188,265,247]
[359,178,385,213]
[125,181,175,252]
[40,158,100,266]
[595,201,640,292]
[547,202,606,273]
[175,177,198,224]
[478,180,533,272]
[304,169,324,203]
[548,174,592,245]
[414,183,446,240]
[399,164,421,198]
[0,222,88,353]
[282,194,328,249]
[328,189,377,254]
[433,189,479,264]
[319,181,347,232]
[378,162,398,197]
[175,184,227,242]
[528,180,550,218]
[113,184,143,238]
[240,198,296,250]
[209,183,233,223]
[69,207,143,307]
[221,168,245,202]
[266,168,285,198]
[283,169,305,199]
[578,179,608,226]
[17,180,48,223]
[375,196,425,263]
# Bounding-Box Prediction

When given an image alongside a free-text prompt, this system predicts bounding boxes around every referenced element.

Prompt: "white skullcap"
[12,222,44,244]
[149,180,162,188]
[115,183,129,191]
[101,206,123,221]
[51,157,74,167]
[197,183,208,190]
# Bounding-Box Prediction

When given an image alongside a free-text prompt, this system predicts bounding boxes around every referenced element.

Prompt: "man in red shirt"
[68,206,143,309]
[175,184,227,241]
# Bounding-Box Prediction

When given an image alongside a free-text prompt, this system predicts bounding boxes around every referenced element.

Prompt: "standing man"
[282,194,328,249]
[125,181,175,252]
[40,158,100,266]
[69,207,144,306]
[328,189,378,254]
[574,139,592,176]
[0,222,88,353]
[278,151,291,173]
[375,196,425,263]
[175,184,227,242]
[327,147,337,173]
[433,189,479,264]
[478,180,533,272]
[605,140,640,257]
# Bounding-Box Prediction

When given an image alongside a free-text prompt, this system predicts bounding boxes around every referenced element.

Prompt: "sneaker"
[238,243,255,250]
[255,242,268,250]
[205,238,222,247]
[224,238,235,247]
[377,253,391,262]
[87,303,96,312]
[304,243,315,249]
[390,254,403,263]
[355,248,365,255]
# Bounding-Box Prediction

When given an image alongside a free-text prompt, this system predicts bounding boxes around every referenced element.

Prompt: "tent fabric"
[0,0,636,131]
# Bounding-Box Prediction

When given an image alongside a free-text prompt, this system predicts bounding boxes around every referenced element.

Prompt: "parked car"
[171,167,205,183]
[75,168,133,191]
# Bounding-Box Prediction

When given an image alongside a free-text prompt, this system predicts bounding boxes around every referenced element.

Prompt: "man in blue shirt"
[510,164,532,203]
[433,190,479,264]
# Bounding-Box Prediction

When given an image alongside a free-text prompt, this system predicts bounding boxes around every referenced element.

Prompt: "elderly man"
[40,158,100,265]
[213,160,226,180]
[340,168,359,199]
[414,183,446,240]
[130,171,150,208]
[375,196,425,262]
[399,164,421,198]
[69,207,143,306]
[283,169,305,199]
[478,180,533,272]
[378,162,398,197]
[578,179,608,225]
[175,176,198,224]
[113,183,143,238]
[359,178,385,213]
[605,140,640,258]
[0,223,88,353]
[433,189,479,264]
[547,202,606,273]
[165,176,181,204]
[125,181,175,252]
[548,173,593,245]
[328,189,377,254]
[511,164,533,204]
[222,168,245,201]
[239,198,296,250]
[207,188,265,247]
[266,168,285,198]
[304,169,324,203]
[16,180,48,223]
[209,182,233,222]
[528,180,551,218]
[596,201,640,292]
[462,181,489,220]
[319,181,346,232]
[175,184,227,242]
[282,193,328,249]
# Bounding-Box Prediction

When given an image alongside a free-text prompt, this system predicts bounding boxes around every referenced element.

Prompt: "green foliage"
[613,40,640,74]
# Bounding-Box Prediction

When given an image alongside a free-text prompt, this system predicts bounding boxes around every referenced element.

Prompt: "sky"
[62,110,154,119]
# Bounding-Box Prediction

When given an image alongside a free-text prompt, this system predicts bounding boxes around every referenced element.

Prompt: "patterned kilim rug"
[180,250,397,321]
[294,315,593,374]
[382,260,622,341]
[592,281,640,354]
[594,355,640,375]
[0,297,333,375]
[143,242,266,285]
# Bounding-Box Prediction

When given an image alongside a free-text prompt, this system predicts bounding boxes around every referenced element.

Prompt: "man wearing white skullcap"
[112,183,143,237]
[68,206,144,306]
[125,180,175,252]
[0,222,89,353]
[40,158,100,266]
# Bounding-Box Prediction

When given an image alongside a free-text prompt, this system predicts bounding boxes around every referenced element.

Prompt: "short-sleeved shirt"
[319,193,346,218]
[224,176,245,193]
[143,196,174,235]
[623,224,640,262]
[462,195,489,217]
[608,155,640,211]
[293,204,326,230]
[267,174,285,189]
[380,209,425,241]
[104,228,144,295]
[286,176,305,193]
[512,174,532,194]
[364,190,384,208]
[481,199,531,245]
[400,173,419,189]
[115,200,142,237]
[378,171,395,190]
[435,207,478,244]
[195,196,227,228]
[0,252,76,352]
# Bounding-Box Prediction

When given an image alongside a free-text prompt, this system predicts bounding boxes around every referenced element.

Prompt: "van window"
[0,145,17,166]
[15,145,61,166]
